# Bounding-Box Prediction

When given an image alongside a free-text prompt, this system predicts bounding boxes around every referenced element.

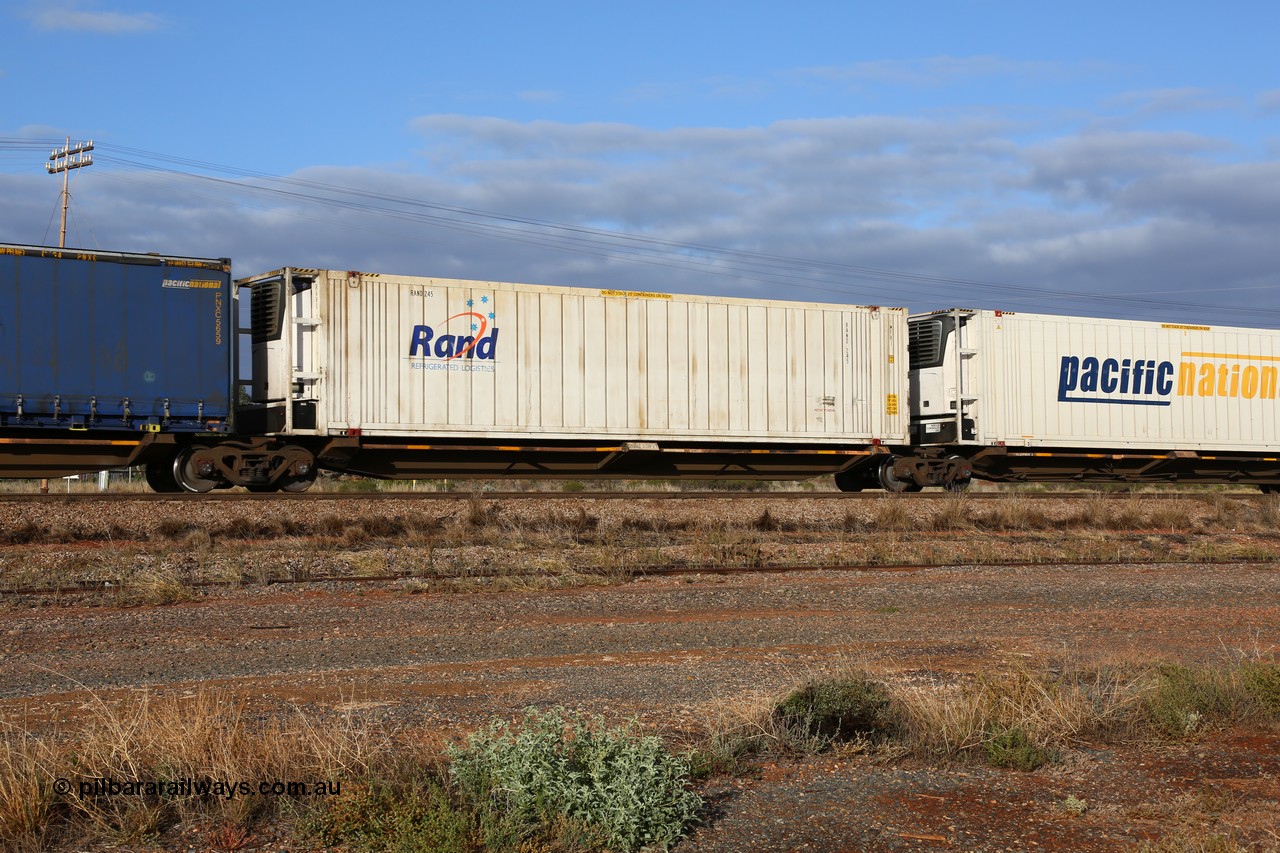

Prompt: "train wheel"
[144,456,182,493]
[279,469,317,493]
[172,446,221,493]
[278,446,318,493]
[943,455,973,492]
[877,457,922,493]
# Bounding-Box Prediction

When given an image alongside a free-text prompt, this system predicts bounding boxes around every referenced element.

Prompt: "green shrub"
[773,673,895,748]
[448,707,701,853]
[983,726,1057,771]
[1240,660,1280,715]
[312,775,476,853]
[1142,664,1237,737]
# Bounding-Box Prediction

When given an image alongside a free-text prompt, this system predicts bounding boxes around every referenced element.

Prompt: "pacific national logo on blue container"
[1059,351,1280,406]
[406,296,499,373]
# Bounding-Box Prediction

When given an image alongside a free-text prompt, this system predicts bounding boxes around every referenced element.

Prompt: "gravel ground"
[2,495,1279,851]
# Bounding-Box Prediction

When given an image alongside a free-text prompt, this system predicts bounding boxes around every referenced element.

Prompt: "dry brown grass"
[0,688,400,850]
[696,652,1280,777]
[4,494,1278,602]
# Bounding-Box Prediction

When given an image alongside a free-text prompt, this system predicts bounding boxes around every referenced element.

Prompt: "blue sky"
[2,1,1278,325]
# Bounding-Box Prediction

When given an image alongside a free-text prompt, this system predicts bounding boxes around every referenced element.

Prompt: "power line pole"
[40,139,95,496]
[46,137,94,248]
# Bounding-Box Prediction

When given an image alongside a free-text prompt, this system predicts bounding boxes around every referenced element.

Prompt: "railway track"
[0,489,1268,502]
[3,556,1274,598]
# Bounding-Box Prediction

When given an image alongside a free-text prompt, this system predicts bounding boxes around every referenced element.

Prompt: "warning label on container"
[600,289,672,300]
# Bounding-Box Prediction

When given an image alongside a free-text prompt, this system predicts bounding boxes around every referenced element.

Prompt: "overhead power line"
[2,138,1277,321]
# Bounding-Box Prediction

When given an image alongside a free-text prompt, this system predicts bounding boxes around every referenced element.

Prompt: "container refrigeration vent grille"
[908,319,943,368]
[251,281,284,344]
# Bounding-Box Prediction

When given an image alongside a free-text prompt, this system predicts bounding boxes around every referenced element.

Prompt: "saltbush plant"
[983,725,1058,771]
[312,775,476,853]
[447,707,702,853]
[1240,660,1280,715]
[773,673,895,747]
[1141,664,1239,737]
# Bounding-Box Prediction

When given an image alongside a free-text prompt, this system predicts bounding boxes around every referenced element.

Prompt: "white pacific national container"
[911,308,1280,452]
[242,268,909,446]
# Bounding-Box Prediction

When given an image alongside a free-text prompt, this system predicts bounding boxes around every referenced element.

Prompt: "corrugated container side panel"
[804,309,818,431]
[488,289,512,427]
[620,299,637,429]
[355,277,365,426]
[471,286,497,427]
[823,312,842,434]
[849,314,865,433]
[646,300,667,430]
[689,301,709,431]
[405,285,424,425]
[460,283,487,427]
[848,312,867,434]
[878,312,889,434]
[787,310,801,433]
[305,272,905,442]
[705,303,728,431]
[375,285,391,424]
[604,298,626,429]
[746,306,765,432]
[401,285,422,426]
[335,272,353,428]
[560,296,582,428]
[517,291,538,427]
[668,302,690,430]
[766,307,787,433]
[582,298,605,429]
[731,305,750,432]
[538,294,561,428]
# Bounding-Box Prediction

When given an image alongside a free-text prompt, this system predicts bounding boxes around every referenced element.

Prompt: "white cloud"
[25,4,162,34]
[1258,89,1280,115]
[1024,130,1227,202]
[795,56,1100,88]
[1097,88,1238,129]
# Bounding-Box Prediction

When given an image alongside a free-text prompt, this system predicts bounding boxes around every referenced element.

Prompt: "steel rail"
[0,489,1266,503]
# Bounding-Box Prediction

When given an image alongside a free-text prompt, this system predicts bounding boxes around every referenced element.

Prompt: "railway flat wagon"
[0,243,232,480]
[910,308,1280,486]
[237,267,912,484]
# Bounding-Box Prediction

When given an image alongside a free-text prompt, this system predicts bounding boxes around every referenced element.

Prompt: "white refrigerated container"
[243,268,909,446]
[910,308,1280,451]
